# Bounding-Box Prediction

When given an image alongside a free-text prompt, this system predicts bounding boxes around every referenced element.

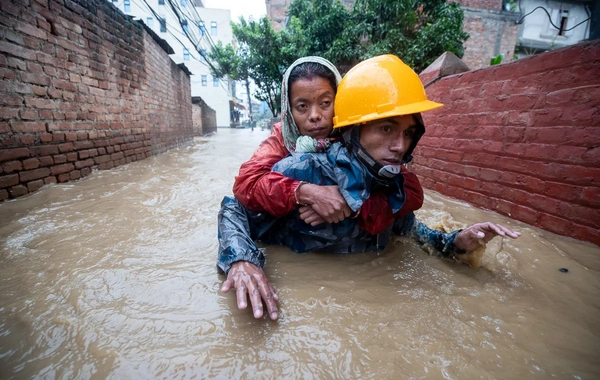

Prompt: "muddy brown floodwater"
[0,128,599,379]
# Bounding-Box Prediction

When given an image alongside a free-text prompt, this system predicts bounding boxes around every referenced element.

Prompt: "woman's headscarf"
[281,57,342,153]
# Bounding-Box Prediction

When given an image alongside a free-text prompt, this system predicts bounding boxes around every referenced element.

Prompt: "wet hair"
[287,62,338,100]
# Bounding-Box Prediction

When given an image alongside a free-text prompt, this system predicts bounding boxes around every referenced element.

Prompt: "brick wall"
[0,0,194,201]
[455,0,503,11]
[460,6,519,70]
[415,40,600,246]
[192,96,217,135]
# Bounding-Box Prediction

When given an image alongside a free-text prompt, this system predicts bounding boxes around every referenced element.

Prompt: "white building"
[515,0,591,55]
[109,0,234,127]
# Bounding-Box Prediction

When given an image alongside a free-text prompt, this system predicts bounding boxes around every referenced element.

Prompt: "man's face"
[359,115,418,166]
[289,77,335,139]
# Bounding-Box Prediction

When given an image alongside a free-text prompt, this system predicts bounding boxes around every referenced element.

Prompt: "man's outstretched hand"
[454,222,521,252]
[220,261,279,321]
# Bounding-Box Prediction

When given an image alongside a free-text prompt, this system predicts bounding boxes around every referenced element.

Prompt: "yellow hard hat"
[333,55,443,129]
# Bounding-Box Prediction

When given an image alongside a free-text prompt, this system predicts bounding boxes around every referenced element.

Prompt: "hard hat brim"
[333,99,443,129]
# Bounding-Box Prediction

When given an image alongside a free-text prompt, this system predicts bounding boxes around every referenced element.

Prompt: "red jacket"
[233,123,424,235]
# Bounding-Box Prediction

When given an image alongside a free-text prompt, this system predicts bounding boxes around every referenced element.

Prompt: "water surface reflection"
[0,128,598,379]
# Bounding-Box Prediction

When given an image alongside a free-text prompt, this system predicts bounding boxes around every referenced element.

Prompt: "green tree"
[209,0,469,116]
[286,0,469,73]
[208,41,254,118]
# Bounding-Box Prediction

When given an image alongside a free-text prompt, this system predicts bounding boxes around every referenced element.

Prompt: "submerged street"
[0,128,599,379]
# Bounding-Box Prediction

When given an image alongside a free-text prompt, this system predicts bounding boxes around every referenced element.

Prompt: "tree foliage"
[209,0,469,116]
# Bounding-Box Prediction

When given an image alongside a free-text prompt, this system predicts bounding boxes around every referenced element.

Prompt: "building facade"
[515,0,591,57]
[109,0,234,127]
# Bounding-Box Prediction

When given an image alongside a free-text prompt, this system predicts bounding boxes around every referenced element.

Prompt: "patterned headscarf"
[281,57,342,153]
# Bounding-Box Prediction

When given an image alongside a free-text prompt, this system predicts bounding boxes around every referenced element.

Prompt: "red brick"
[0,147,30,162]
[23,158,40,170]
[33,85,48,96]
[58,142,74,153]
[53,154,66,164]
[0,41,37,60]
[0,108,19,120]
[538,214,572,236]
[21,72,51,86]
[0,189,8,200]
[66,152,77,161]
[0,174,19,188]
[69,170,81,180]
[57,173,70,182]
[39,156,53,166]
[27,179,45,192]
[75,159,94,169]
[9,185,28,197]
[580,187,600,208]
[40,133,53,143]
[571,223,600,247]
[44,176,57,184]
[0,95,23,107]
[3,161,22,173]
[50,163,74,175]
[19,167,50,182]
[53,79,77,92]
[11,122,46,133]
[31,145,58,157]
[19,109,38,120]
[80,167,92,177]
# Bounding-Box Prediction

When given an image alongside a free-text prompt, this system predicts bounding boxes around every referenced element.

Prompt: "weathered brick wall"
[460,6,519,70]
[192,96,216,135]
[415,40,600,246]
[455,0,502,11]
[0,0,193,201]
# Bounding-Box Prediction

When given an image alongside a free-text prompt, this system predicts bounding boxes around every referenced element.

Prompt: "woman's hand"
[296,183,352,224]
[454,222,521,252]
[220,261,279,320]
[299,205,327,226]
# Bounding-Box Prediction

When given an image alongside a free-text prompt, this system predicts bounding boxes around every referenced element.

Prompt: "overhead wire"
[516,0,591,33]
[164,0,232,92]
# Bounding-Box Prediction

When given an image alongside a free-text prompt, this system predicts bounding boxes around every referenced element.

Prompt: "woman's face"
[289,77,335,139]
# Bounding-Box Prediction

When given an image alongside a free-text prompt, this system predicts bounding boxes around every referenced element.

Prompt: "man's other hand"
[454,222,521,252]
[220,261,279,320]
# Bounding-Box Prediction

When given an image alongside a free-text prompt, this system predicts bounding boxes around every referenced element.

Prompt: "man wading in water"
[217,55,521,321]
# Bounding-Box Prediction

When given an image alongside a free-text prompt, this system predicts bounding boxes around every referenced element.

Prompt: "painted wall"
[0,0,193,201]
[415,40,600,246]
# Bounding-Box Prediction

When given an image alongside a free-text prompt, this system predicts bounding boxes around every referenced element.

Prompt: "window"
[213,76,219,87]
[159,18,166,33]
[183,48,190,61]
[201,75,207,86]
[180,0,187,6]
[158,0,165,5]
[211,21,217,36]
[124,0,130,12]
[200,49,206,60]
[146,17,153,26]
[199,21,205,36]
[181,19,188,33]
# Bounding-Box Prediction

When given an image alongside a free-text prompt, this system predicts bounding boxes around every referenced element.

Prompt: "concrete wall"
[0,0,193,201]
[415,40,600,246]
[192,96,216,135]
